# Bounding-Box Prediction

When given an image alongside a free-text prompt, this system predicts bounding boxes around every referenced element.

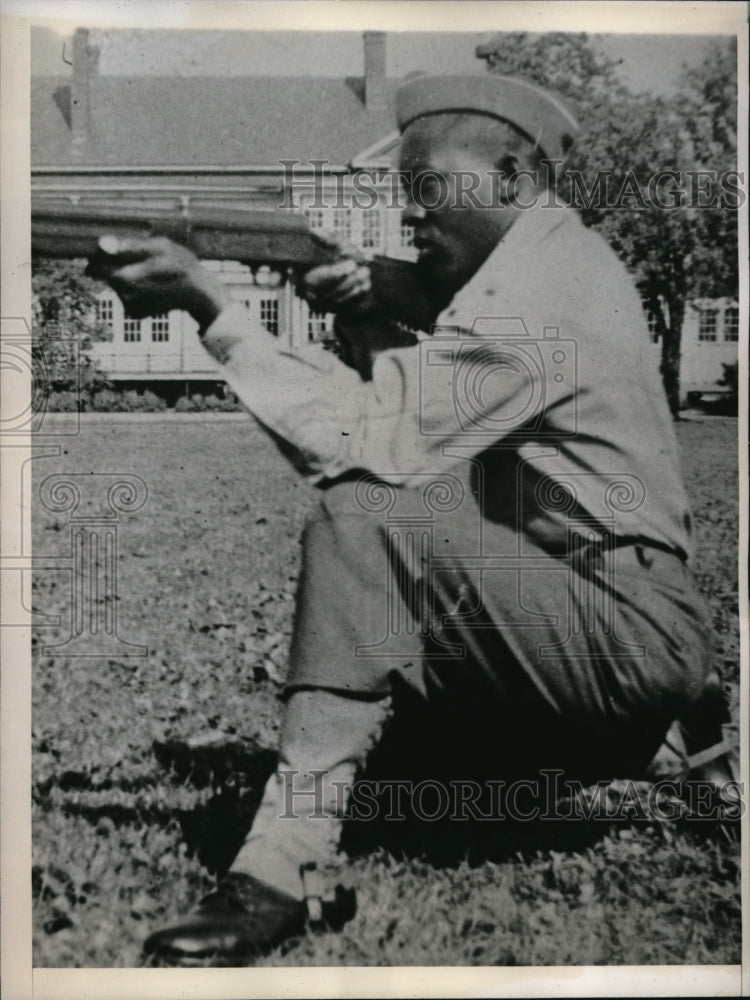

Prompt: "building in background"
[30,28,737,403]
[644,296,739,401]
[682,298,739,390]
[31,29,413,395]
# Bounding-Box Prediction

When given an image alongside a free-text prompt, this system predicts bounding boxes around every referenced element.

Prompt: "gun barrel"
[30,200,444,331]
[31,203,333,268]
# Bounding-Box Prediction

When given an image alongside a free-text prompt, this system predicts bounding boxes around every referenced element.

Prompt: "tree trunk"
[660,295,684,418]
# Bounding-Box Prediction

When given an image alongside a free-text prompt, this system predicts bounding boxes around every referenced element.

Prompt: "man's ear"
[494,154,520,205]
[496,153,520,177]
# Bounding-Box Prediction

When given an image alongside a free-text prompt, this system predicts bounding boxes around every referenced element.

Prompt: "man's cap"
[395,74,581,162]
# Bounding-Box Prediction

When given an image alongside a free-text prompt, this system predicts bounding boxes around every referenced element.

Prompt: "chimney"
[71,27,98,155]
[364,31,387,115]
[475,37,500,62]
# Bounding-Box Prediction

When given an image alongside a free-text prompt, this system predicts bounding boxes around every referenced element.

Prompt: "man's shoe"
[680,672,739,786]
[644,671,739,787]
[144,871,357,965]
[143,872,308,965]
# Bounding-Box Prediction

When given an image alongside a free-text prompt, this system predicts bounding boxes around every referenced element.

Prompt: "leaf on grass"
[43,914,74,935]
[579,882,595,904]
[130,891,157,918]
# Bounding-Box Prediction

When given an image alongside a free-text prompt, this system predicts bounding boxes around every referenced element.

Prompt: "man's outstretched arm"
[87,236,425,482]
[88,236,538,486]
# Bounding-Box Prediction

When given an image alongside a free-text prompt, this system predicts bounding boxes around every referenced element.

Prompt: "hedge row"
[46,390,241,413]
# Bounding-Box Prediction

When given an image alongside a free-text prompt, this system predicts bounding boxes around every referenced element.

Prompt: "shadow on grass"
[38,702,740,880]
[340,689,742,868]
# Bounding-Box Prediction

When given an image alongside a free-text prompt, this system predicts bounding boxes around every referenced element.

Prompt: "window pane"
[400,222,414,248]
[362,208,382,249]
[96,298,114,334]
[123,314,141,343]
[260,298,279,335]
[307,208,326,231]
[642,302,659,342]
[151,312,170,343]
[307,309,330,341]
[724,306,739,342]
[332,208,352,241]
[698,309,717,342]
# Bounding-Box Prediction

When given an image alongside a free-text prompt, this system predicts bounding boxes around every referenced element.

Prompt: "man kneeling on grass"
[91,74,734,964]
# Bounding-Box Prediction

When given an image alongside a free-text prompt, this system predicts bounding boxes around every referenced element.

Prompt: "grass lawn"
[31,414,741,967]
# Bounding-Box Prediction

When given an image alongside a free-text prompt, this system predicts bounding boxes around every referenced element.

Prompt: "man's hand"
[302,231,373,317]
[87,236,232,330]
[303,259,373,316]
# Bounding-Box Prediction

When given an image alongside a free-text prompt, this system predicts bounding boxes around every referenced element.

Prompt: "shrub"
[174,394,200,413]
[89,388,168,412]
[716,362,738,415]
[46,390,82,412]
[173,392,240,412]
[718,361,738,396]
[201,393,241,412]
[49,386,239,414]
[88,388,118,411]
[132,390,167,412]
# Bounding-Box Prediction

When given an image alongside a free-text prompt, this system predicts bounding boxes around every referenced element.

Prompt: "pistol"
[31,201,444,332]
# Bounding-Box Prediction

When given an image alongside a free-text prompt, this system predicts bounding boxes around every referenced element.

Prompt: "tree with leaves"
[32,258,112,406]
[477,33,738,415]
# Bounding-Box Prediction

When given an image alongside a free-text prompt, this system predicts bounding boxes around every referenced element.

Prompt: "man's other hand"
[302,248,373,317]
[87,236,231,330]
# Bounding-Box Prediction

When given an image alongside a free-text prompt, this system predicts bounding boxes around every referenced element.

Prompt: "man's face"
[399,114,521,293]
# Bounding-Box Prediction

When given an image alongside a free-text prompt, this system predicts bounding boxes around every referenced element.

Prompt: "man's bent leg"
[421,536,714,780]
[228,480,424,896]
[287,480,427,695]
[144,484,420,962]
[229,689,391,899]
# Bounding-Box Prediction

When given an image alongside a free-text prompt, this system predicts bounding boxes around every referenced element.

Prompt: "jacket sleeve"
[200,303,556,486]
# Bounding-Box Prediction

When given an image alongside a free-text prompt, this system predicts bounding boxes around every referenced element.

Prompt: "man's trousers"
[285,475,714,782]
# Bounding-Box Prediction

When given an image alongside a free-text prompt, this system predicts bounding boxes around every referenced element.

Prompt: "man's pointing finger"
[98,235,158,262]
[86,236,156,279]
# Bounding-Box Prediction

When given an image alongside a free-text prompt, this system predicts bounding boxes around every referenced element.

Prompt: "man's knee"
[317,479,371,521]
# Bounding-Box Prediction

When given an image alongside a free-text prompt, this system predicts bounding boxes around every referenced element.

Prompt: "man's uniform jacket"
[201,203,713,777]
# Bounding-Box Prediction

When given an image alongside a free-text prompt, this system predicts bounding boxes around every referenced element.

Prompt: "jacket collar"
[437,201,575,324]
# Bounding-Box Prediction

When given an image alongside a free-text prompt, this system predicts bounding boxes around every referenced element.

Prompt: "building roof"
[31,75,398,168]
